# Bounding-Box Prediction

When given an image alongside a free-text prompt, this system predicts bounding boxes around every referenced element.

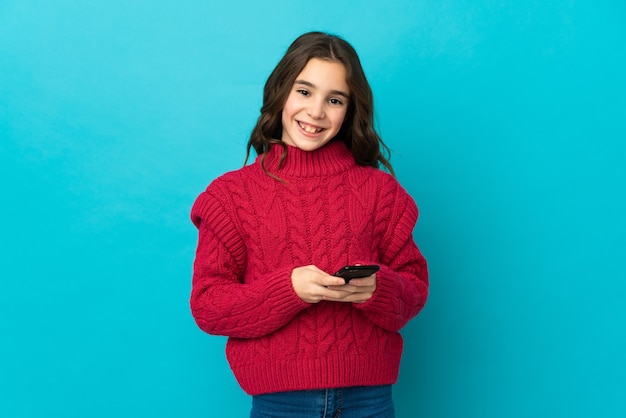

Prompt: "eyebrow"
[294,79,350,99]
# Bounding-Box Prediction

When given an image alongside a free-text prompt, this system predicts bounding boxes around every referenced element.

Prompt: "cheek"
[282,93,300,117]
[281,102,296,126]
[332,109,348,129]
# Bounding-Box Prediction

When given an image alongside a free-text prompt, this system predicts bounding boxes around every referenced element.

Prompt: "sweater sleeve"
[190,184,310,339]
[352,178,429,332]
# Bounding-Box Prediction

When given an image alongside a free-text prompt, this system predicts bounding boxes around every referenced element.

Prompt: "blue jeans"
[250,385,395,418]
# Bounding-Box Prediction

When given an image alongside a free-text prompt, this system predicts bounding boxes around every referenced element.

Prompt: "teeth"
[299,122,322,134]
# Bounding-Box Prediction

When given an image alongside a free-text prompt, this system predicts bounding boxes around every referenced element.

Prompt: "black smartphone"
[333,265,380,283]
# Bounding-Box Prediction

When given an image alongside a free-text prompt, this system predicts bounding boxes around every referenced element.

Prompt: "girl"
[190,31,428,417]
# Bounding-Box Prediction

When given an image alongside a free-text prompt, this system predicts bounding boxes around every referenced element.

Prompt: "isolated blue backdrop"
[1,1,625,417]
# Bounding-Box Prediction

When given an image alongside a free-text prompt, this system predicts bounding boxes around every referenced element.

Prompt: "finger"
[327,284,359,292]
[320,287,353,301]
[346,276,376,287]
[320,275,346,286]
[325,291,374,303]
[331,287,375,296]
[328,280,376,291]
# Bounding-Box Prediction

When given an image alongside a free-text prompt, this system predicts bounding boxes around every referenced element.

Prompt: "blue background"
[1,1,625,417]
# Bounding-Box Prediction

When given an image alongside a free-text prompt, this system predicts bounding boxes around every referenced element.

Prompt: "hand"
[291,265,347,304]
[326,274,377,303]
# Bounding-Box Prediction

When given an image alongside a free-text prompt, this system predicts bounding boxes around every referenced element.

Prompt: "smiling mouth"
[298,121,324,134]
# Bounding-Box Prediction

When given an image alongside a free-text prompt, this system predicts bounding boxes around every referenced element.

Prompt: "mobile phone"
[333,265,380,283]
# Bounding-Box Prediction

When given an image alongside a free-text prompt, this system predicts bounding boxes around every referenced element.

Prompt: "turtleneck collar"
[256,140,357,178]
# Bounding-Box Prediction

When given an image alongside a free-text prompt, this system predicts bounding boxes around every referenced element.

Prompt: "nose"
[307,99,325,119]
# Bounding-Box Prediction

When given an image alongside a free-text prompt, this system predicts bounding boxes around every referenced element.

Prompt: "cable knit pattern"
[190,140,428,395]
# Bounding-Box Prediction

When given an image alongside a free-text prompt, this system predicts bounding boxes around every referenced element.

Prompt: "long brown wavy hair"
[245,31,394,176]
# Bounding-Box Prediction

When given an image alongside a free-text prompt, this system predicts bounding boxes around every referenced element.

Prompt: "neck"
[257,140,356,178]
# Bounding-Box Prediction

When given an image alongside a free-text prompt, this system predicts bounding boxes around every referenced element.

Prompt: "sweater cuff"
[257,265,312,311]
[350,262,398,311]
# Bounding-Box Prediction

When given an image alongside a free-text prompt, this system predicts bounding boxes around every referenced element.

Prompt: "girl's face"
[281,58,350,152]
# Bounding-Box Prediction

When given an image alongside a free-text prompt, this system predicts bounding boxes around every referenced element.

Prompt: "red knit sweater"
[190,140,428,395]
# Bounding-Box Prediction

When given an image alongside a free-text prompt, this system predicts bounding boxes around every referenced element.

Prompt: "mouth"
[297,121,324,134]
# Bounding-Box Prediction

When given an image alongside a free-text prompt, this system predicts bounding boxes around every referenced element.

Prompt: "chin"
[295,139,331,151]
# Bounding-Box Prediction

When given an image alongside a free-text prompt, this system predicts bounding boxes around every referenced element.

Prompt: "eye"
[296,89,310,96]
[329,98,344,106]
